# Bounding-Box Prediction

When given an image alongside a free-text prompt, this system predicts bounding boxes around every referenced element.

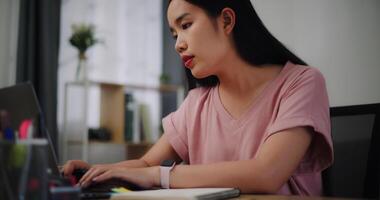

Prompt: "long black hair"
[168,0,307,90]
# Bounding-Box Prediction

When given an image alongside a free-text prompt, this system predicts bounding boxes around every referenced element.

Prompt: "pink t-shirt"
[162,62,333,196]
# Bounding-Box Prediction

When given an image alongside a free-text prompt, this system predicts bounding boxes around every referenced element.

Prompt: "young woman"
[62,0,333,195]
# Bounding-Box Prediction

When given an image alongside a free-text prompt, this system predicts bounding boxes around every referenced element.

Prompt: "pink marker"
[19,119,32,140]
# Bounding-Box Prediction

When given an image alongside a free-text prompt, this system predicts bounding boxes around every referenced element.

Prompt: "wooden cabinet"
[99,83,125,143]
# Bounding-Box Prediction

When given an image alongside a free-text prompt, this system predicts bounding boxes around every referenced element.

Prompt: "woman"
[63,0,333,195]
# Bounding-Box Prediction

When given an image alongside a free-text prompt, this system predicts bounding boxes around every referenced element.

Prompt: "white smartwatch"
[160,160,176,189]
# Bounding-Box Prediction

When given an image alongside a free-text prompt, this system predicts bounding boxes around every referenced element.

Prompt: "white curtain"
[0,0,19,88]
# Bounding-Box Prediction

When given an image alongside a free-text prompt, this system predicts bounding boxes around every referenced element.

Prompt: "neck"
[215,53,282,96]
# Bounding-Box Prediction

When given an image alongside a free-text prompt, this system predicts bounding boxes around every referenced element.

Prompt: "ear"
[220,8,235,35]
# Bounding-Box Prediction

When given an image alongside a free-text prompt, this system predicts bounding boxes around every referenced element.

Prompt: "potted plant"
[69,23,99,81]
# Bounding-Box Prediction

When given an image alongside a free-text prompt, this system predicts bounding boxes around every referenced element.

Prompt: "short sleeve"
[266,68,333,173]
[162,91,193,162]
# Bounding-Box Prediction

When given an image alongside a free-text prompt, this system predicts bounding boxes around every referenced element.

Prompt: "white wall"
[0,0,19,88]
[252,0,380,106]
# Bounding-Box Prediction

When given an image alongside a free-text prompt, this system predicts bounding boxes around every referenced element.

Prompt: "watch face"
[161,159,175,167]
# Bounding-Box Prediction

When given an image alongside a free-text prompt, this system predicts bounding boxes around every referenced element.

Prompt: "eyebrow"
[169,13,191,34]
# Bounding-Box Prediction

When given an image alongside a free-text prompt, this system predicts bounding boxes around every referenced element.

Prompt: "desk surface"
[235,195,360,200]
[107,194,362,200]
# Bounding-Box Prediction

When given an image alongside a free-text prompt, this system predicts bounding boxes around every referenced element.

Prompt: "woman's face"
[167,0,231,79]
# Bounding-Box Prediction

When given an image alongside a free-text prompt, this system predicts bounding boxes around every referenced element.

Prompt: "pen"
[4,127,15,140]
[19,119,33,140]
[1,110,15,141]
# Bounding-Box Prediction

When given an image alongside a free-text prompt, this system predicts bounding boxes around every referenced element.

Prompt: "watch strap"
[160,161,176,189]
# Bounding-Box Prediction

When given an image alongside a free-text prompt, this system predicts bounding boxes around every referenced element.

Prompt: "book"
[110,188,240,200]
[124,93,134,142]
[139,103,152,143]
[124,93,141,143]
[132,103,141,143]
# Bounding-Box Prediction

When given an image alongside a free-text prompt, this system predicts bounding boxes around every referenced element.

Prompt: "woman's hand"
[85,166,160,189]
[61,160,91,177]
[78,163,119,187]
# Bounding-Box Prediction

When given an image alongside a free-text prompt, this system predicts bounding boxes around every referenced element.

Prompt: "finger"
[93,170,113,182]
[93,169,135,186]
[78,168,95,185]
[79,165,101,183]
[81,168,105,187]
[62,160,89,176]
[62,163,74,176]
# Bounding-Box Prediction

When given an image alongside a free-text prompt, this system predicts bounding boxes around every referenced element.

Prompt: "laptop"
[0,83,141,199]
[0,83,59,176]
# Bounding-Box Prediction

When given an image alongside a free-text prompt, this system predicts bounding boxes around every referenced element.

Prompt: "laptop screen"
[0,83,40,131]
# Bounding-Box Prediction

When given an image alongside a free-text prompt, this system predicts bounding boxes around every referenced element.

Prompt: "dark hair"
[168,0,307,90]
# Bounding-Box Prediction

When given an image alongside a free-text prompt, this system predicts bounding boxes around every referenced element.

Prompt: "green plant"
[69,23,99,55]
[159,73,171,84]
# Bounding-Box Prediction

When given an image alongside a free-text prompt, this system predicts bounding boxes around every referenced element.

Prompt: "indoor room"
[0,0,379,199]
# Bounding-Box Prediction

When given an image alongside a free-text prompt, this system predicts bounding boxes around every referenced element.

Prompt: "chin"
[190,67,211,79]
[191,71,209,79]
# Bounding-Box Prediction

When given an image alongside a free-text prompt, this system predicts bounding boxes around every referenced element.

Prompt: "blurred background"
[0,0,379,165]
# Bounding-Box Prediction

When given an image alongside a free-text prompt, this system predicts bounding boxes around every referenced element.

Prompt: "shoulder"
[284,63,327,89]
[170,86,215,128]
[185,86,214,103]
[289,63,325,82]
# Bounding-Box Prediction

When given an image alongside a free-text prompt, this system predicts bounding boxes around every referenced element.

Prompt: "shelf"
[65,80,123,87]
[67,139,153,146]
[99,82,184,144]
[62,80,184,162]
[100,84,125,143]
[125,83,183,93]
[65,80,182,93]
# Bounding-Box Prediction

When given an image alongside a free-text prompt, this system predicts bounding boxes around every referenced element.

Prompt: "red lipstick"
[182,55,194,68]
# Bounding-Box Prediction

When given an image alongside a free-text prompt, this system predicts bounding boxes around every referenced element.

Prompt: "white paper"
[111,188,239,200]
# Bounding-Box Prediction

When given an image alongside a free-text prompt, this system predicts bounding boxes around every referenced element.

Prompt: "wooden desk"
[110,194,362,200]
[234,195,360,200]
[102,196,360,200]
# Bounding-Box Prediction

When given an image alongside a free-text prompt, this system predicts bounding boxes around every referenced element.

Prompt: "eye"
[172,34,178,40]
[181,22,192,30]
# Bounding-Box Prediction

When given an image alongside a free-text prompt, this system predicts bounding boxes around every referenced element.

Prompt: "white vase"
[75,53,87,82]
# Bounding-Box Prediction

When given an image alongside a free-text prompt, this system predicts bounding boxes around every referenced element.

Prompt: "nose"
[175,36,187,54]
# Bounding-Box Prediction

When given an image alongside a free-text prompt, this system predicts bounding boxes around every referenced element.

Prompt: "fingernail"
[92,177,97,181]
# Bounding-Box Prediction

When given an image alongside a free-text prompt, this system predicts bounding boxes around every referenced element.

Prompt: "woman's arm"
[144,134,183,166]
[79,134,181,186]
[169,127,312,193]
[93,127,312,193]
[113,134,182,167]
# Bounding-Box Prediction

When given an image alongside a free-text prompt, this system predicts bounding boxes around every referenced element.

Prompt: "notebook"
[111,188,240,200]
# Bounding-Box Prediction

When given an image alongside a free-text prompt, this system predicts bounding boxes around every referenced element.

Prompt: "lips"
[182,55,194,68]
